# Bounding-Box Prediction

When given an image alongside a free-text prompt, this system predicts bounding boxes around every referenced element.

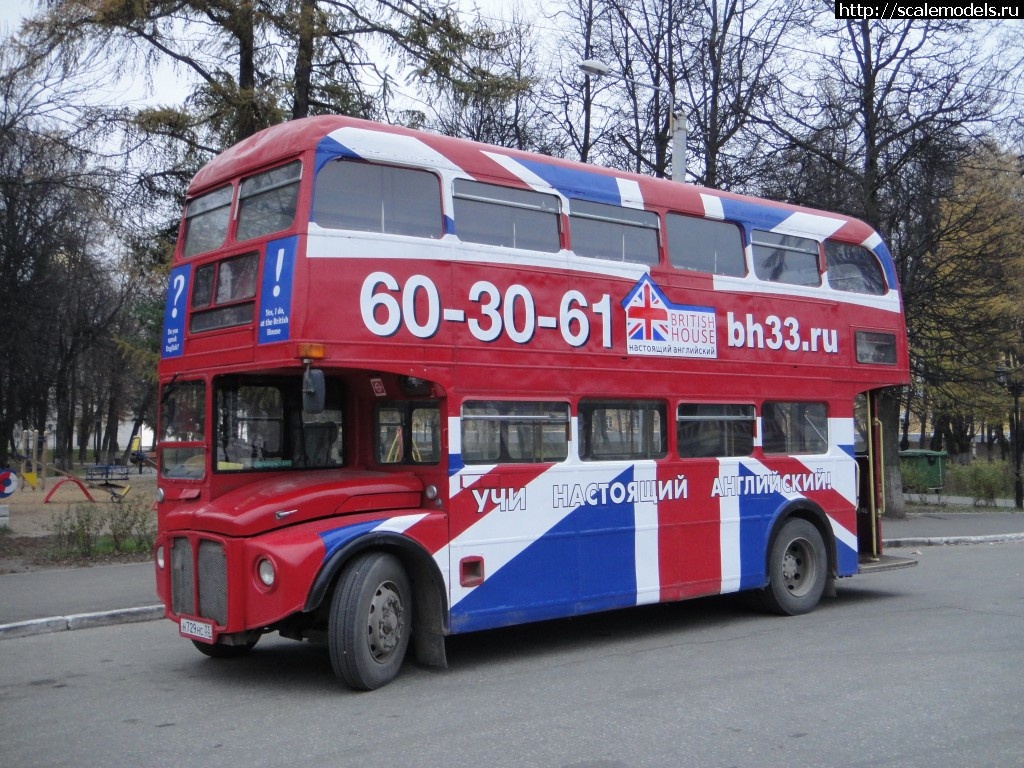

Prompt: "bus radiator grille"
[169,537,228,625]
[197,540,228,625]
[170,537,194,617]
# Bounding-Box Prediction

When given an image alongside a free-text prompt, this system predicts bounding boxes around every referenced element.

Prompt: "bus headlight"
[155,487,165,503]
[257,558,276,587]
[156,545,165,569]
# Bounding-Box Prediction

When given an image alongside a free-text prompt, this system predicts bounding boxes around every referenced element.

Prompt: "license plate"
[179,617,214,642]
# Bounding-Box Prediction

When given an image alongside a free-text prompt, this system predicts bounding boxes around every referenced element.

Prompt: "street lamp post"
[578,59,686,182]
[996,364,1024,509]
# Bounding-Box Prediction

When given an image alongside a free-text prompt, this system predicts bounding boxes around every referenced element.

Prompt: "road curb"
[883,533,1024,548]
[3,532,1023,640]
[0,605,164,641]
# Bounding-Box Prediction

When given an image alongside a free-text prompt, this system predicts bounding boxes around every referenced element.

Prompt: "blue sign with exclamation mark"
[258,235,297,344]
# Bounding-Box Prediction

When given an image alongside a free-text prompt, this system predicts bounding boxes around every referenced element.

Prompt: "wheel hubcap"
[366,580,403,662]
[782,538,817,597]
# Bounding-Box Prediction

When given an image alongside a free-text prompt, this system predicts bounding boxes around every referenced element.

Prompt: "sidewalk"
[1,508,1023,640]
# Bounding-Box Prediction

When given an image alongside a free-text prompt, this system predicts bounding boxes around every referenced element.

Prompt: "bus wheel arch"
[312,535,449,684]
[758,507,833,616]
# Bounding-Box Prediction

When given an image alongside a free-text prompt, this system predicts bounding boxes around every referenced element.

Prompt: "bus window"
[461,401,569,464]
[312,159,442,238]
[236,161,301,242]
[666,213,745,276]
[160,380,207,479]
[215,380,286,469]
[751,230,821,286]
[762,402,828,455]
[182,185,233,258]
[825,240,887,295]
[190,253,258,333]
[677,403,755,458]
[570,199,659,265]
[377,403,441,465]
[580,399,666,460]
[453,180,561,252]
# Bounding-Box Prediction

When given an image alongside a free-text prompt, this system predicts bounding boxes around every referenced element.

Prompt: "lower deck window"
[461,401,569,464]
[678,403,755,458]
[377,403,441,464]
[580,400,666,460]
[762,401,828,454]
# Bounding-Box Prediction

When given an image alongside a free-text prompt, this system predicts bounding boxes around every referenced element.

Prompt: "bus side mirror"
[303,368,325,414]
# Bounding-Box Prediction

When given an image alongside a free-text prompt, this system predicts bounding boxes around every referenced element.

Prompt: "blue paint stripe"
[513,157,623,206]
[319,519,383,560]
[451,465,640,633]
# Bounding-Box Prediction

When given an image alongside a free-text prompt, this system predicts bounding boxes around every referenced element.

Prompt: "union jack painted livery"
[155,115,911,689]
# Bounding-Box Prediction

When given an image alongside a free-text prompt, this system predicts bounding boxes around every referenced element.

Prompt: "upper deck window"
[190,253,258,333]
[453,179,560,252]
[666,213,745,276]
[313,159,442,238]
[824,240,888,295]
[236,161,301,242]
[182,185,232,258]
[752,230,821,286]
[570,199,659,265]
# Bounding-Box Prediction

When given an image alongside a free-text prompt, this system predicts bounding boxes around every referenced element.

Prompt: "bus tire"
[329,551,411,690]
[758,518,827,616]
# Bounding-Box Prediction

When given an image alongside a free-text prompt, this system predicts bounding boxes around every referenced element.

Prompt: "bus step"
[857,554,918,574]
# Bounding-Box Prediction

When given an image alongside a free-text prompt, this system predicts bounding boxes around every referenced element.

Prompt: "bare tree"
[763,17,1013,513]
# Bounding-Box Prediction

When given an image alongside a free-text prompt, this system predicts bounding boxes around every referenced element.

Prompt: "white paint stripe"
[700,193,725,220]
[325,127,459,170]
[772,212,847,240]
[372,513,428,535]
[718,462,742,594]
[828,513,858,552]
[632,461,660,605]
[617,178,644,209]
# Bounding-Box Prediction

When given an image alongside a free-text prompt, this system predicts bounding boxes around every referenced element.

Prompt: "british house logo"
[621,275,718,358]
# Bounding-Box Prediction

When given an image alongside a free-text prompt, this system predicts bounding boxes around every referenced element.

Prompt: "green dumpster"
[899,449,947,491]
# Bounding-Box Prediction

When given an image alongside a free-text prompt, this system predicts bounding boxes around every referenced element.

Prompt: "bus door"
[855,391,884,559]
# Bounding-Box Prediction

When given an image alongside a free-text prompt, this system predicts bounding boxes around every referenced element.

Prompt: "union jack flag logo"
[625,279,669,342]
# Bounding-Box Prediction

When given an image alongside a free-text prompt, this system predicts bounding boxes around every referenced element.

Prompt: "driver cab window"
[214,375,344,471]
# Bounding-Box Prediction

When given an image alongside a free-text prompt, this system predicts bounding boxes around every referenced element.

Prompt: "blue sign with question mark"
[162,263,191,359]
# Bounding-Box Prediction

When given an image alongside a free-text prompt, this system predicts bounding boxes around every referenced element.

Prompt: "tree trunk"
[879,387,906,518]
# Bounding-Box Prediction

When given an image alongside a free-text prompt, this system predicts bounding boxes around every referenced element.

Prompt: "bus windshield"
[214,375,343,472]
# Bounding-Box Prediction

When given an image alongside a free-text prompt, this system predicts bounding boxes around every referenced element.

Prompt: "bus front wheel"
[329,552,411,690]
[759,518,827,616]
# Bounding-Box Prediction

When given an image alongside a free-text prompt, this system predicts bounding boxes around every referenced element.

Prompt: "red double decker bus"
[155,115,912,689]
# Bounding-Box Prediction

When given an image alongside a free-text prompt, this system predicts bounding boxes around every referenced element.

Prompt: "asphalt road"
[1,542,1021,768]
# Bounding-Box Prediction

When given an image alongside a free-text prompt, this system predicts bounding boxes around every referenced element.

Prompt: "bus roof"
[189,115,880,248]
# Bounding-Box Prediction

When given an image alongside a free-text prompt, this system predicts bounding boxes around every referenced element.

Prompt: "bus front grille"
[170,536,228,625]
[197,540,228,624]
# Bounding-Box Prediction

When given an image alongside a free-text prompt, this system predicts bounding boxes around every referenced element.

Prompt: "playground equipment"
[16,429,133,503]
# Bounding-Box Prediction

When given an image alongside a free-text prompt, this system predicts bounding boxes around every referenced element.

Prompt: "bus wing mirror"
[303,368,325,414]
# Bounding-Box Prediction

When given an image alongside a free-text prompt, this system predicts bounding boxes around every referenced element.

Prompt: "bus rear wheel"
[329,552,411,690]
[759,518,827,616]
